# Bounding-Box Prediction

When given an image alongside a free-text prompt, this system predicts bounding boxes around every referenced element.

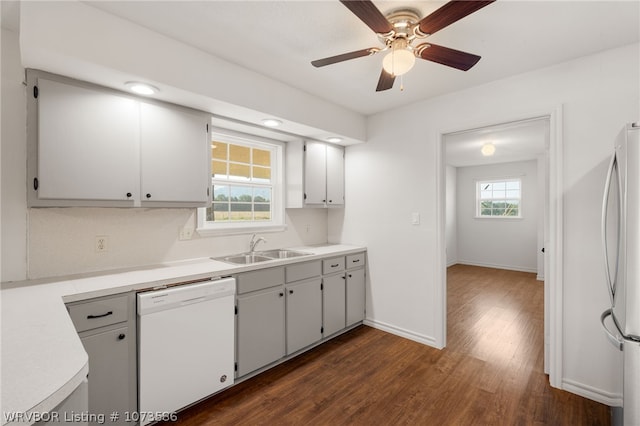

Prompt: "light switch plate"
[411,212,420,225]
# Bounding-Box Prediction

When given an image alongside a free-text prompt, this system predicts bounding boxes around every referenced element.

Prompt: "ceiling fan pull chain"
[400,74,405,92]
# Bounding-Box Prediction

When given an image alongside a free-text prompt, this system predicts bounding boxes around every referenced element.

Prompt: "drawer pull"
[87,311,113,319]
[352,259,360,263]
[331,263,339,268]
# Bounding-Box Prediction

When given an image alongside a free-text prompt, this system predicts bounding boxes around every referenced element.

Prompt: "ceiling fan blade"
[340,0,394,34]
[418,0,495,36]
[416,43,481,71]
[311,48,379,67]
[376,69,395,92]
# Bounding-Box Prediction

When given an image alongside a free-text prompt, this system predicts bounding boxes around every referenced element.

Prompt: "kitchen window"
[476,178,522,218]
[197,131,285,235]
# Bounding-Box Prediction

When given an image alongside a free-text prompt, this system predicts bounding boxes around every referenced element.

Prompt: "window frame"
[197,129,286,236]
[475,177,523,219]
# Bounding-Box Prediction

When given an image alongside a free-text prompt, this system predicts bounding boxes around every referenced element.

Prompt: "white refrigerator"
[601,122,640,425]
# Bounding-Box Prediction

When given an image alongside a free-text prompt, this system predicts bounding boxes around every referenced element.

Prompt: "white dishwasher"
[137,277,235,425]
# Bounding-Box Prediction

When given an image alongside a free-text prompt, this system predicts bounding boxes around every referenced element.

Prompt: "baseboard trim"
[363,318,439,348]
[562,378,622,406]
[454,260,537,274]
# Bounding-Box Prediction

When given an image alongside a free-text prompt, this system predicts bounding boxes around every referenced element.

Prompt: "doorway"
[436,111,564,387]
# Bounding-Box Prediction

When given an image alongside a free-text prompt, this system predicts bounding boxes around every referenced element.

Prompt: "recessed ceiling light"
[326,137,343,143]
[125,81,158,95]
[481,143,496,156]
[261,118,282,128]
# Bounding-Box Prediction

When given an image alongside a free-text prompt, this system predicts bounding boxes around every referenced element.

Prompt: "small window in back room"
[476,178,522,218]
[197,131,285,235]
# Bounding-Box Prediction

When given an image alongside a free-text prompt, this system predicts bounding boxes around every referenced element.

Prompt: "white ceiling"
[444,117,548,167]
[83,0,640,116]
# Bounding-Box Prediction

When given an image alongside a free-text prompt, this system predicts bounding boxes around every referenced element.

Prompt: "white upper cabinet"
[303,141,328,205]
[27,71,211,208]
[36,79,140,202]
[286,140,345,208]
[325,143,345,206]
[139,102,210,204]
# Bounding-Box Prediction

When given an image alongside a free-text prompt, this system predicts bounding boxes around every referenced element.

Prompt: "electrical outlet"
[179,226,194,241]
[95,235,109,253]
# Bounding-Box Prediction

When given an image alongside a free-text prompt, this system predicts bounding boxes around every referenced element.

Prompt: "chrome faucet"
[249,234,266,253]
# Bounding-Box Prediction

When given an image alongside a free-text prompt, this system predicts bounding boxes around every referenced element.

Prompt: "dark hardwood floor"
[164,264,610,425]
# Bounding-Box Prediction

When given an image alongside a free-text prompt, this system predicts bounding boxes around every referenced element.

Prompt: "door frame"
[434,105,564,388]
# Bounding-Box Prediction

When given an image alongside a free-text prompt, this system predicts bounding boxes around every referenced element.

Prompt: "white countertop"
[1,244,365,425]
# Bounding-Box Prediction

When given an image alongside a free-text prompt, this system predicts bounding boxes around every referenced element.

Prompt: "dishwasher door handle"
[179,296,207,306]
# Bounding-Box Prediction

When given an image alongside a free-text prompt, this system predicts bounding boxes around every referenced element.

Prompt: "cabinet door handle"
[146,193,152,199]
[289,290,294,295]
[87,311,113,319]
[348,274,352,278]
[118,333,126,341]
[279,292,284,297]
[126,192,132,198]
[329,200,332,203]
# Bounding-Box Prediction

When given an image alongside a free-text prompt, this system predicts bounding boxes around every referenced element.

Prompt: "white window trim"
[475,177,523,219]
[197,129,286,237]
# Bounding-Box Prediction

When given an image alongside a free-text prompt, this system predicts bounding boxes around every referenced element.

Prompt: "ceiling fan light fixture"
[382,39,415,76]
[481,143,496,156]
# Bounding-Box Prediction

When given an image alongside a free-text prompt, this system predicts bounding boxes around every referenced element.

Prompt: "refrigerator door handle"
[601,308,624,351]
[601,152,619,305]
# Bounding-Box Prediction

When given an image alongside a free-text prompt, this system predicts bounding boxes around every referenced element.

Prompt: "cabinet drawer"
[68,294,129,332]
[237,267,285,294]
[286,261,321,283]
[323,256,345,275]
[346,252,366,269]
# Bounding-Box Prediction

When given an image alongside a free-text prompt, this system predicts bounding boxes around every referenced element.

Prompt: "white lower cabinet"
[236,287,285,377]
[323,273,346,337]
[234,253,365,379]
[286,278,322,355]
[235,267,286,377]
[346,267,366,326]
[66,293,136,425]
[346,252,366,326]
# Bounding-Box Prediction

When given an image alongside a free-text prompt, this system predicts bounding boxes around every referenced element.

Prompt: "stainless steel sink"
[256,249,311,259]
[213,249,311,265]
[217,254,273,265]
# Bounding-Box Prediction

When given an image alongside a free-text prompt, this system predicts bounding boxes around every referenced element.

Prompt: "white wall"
[445,165,457,266]
[1,28,27,281]
[455,160,538,273]
[0,28,330,281]
[330,43,639,404]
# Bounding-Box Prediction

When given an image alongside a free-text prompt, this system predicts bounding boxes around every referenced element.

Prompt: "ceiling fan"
[311,0,495,92]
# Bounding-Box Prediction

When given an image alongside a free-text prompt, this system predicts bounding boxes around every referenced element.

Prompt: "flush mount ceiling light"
[125,81,158,95]
[326,136,343,143]
[261,118,283,128]
[481,143,496,156]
